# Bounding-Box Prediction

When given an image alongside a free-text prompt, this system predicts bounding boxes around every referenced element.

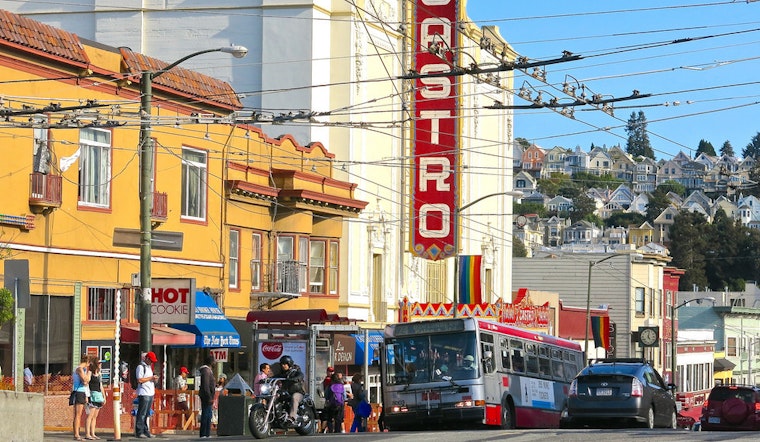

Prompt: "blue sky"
[464,1,760,160]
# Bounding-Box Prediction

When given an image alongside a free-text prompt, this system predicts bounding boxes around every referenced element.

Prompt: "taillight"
[631,377,644,397]
[569,379,578,397]
[702,400,709,409]
[754,402,760,413]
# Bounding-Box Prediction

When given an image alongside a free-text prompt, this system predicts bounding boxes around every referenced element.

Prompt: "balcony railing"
[29,172,62,212]
[252,260,304,309]
[152,191,168,222]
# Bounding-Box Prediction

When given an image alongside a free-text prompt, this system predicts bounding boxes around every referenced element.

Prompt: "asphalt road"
[44,428,759,442]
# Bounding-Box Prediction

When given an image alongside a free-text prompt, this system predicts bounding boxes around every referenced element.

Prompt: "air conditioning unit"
[315,338,330,350]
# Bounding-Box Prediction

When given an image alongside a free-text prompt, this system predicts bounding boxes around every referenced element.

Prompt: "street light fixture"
[138,45,248,354]
[584,252,642,361]
[452,191,523,318]
[670,296,715,390]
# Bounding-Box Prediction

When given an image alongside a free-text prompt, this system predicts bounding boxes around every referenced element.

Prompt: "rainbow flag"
[458,255,482,304]
[591,316,610,350]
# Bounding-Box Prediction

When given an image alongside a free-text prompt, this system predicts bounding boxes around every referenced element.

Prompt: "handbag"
[90,390,105,404]
[68,390,77,406]
[357,400,372,418]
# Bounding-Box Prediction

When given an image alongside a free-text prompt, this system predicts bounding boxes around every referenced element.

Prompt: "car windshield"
[582,364,640,376]
[384,331,478,385]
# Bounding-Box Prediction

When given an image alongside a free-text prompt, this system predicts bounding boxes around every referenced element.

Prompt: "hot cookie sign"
[411,0,460,260]
[151,278,195,324]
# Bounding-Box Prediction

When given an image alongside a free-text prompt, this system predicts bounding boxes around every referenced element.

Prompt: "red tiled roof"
[120,47,243,109]
[0,9,89,67]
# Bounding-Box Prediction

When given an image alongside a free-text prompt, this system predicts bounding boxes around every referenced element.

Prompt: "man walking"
[198,355,216,438]
[174,366,190,427]
[135,351,158,439]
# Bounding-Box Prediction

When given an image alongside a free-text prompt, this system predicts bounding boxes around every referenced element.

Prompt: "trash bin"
[217,373,256,436]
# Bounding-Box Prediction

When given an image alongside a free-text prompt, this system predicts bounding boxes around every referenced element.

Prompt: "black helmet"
[280,355,294,366]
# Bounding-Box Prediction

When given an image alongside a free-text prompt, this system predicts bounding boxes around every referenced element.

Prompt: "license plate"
[596,388,612,396]
[708,417,720,424]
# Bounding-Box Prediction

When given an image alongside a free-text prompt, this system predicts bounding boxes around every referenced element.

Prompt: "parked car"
[560,358,678,429]
[700,384,760,431]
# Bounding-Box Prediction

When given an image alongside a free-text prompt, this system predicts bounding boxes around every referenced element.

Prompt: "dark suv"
[560,358,677,429]
[700,384,760,431]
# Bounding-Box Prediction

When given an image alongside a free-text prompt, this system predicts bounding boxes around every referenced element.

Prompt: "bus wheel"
[500,400,515,429]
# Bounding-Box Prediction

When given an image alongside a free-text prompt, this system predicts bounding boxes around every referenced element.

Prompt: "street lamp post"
[670,296,715,390]
[452,191,522,318]
[138,45,248,354]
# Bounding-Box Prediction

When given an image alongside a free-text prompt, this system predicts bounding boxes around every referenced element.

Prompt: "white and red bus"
[381,317,583,429]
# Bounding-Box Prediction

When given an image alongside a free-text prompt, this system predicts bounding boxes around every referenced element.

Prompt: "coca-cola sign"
[261,342,283,360]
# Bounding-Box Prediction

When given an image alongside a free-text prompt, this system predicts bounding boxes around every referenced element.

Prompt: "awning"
[352,331,384,365]
[245,309,353,325]
[170,291,241,348]
[714,357,736,372]
[121,324,196,346]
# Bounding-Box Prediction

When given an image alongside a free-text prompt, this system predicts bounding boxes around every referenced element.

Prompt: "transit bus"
[380,317,583,429]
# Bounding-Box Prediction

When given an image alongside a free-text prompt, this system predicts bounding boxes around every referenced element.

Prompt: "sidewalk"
[44,431,209,441]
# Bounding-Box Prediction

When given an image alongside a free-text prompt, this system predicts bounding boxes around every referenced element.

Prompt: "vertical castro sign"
[411,0,459,260]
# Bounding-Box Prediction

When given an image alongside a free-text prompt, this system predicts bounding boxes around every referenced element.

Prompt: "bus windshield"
[384,331,478,385]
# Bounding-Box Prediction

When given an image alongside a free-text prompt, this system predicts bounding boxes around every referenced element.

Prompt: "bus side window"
[538,357,551,377]
[526,355,539,375]
[511,349,525,373]
[551,359,564,380]
[501,349,511,371]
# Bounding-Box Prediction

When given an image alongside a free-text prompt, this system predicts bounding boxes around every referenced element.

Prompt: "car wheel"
[644,406,655,429]
[669,410,677,429]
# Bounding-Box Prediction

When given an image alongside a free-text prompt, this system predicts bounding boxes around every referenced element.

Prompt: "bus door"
[480,332,500,404]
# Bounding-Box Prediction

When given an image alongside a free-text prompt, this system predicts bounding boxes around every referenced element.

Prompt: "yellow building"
[0,11,365,380]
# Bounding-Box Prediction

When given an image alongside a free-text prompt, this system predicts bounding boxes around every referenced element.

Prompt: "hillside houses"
[512,144,760,254]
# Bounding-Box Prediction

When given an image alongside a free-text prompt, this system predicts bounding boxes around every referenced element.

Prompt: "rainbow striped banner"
[458,255,482,304]
[591,315,610,350]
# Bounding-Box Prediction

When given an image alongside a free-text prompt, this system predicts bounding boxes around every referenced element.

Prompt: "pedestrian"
[212,373,227,427]
[198,355,216,439]
[327,372,346,433]
[134,351,158,439]
[85,356,105,440]
[349,372,368,432]
[71,354,91,441]
[319,366,334,432]
[174,366,190,426]
[279,355,305,424]
[253,363,271,398]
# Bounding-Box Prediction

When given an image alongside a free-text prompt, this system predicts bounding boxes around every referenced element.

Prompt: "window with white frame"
[181,147,207,220]
[87,287,116,321]
[309,240,326,293]
[298,237,308,293]
[276,236,296,293]
[78,128,111,206]
[251,233,262,291]
[229,229,239,289]
[329,241,338,295]
[635,287,645,314]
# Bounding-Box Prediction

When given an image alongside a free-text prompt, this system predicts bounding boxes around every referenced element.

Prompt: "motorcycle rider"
[279,355,305,424]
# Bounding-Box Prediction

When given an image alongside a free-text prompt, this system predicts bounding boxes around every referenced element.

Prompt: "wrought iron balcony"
[28,172,62,213]
[252,260,304,309]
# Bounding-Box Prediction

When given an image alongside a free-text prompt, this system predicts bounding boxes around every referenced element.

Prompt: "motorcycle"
[248,376,317,439]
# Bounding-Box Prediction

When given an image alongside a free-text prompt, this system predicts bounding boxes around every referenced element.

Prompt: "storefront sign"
[209,348,228,363]
[258,341,307,369]
[151,278,195,324]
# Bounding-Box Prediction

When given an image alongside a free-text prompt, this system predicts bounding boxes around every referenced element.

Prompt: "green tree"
[747,161,760,198]
[742,132,760,159]
[512,237,527,257]
[704,209,742,290]
[537,172,571,197]
[604,212,645,228]
[696,139,716,156]
[515,137,531,150]
[645,186,672,223]
[720,140,735,157]
[625,111,655,159]
[669,210,710,291]
[572,171,623,190]
[513,201,547,217]
[657,180,686,197]
[0,287,13,326]
[569,192,597,223]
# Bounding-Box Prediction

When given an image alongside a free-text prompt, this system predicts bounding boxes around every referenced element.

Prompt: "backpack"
[130,361,145,390]
[328,383,344,408]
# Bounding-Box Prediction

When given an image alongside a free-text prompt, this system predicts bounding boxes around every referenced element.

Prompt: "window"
[298,237,308,292]
[87,287,116,321]
[181,147,207,220]
[329,240,339,295]
[229,229,239,289]
[78,128,111,206]
[635,287,645,314]
[251,233,262,291]
[309,239,326,293]
[727,337,737,357]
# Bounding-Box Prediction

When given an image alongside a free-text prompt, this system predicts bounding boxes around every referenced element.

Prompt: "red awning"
[121,325,196,346]
[246,309,352,325]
